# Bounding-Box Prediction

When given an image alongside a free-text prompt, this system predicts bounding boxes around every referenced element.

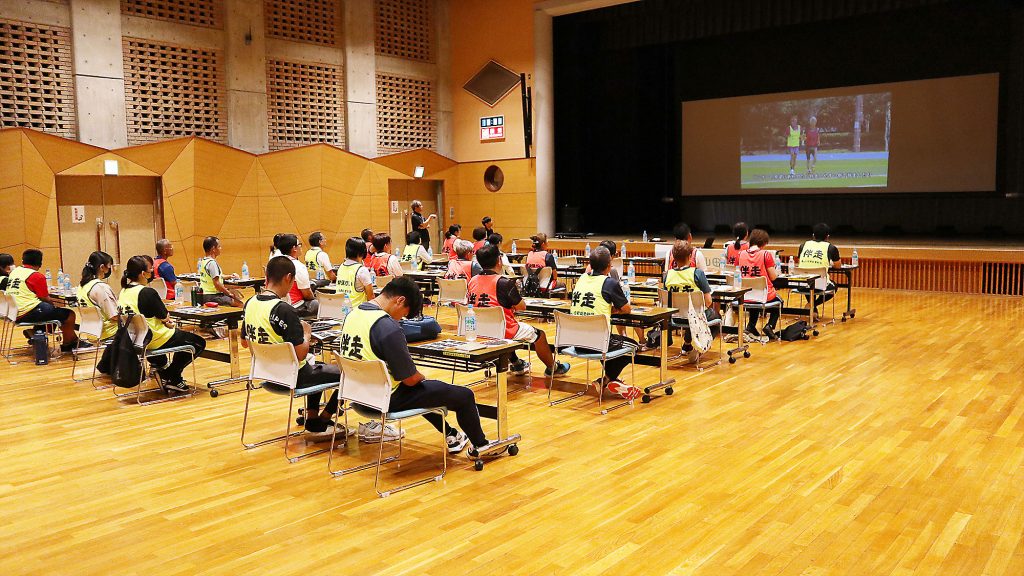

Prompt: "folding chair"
[2,293,61,364]
[241,342,342,463]
[739,277,781,342]
[659,289,722,371]
[375,274,394,289]
[114,314,198,405]
[434,278,468,323]
[71,306,113,388]
[790,266,837,328]
[328,356,447,498]
[549,311,636,415]
[536,266,566,298]
[316,292,349,320]
[149,278,168,300]
[399,260,415,272]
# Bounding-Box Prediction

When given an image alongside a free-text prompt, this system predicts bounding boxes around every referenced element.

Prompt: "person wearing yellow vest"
[7,248,83,352]
[199,236,243,307]
[797,223,842,315]
[304,231,335,288]
[570,246,640,401]
[400,231,431,271]
[786,115,802,176]
[339,276,493,457]
[118,255,206,392]
[664,241,720,360]
[337,237,375,305]
[0,252,15,291]
[77,251,120,341]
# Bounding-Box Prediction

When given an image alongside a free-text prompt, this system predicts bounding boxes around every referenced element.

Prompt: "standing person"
[664,222,707,272]
[199,236,244,307]
[804,116,820,174]
[336,237,375,305]
[6,249,82,352]
[153,239,177,300]
[481,216,496,238]
[786,115,802,176]
[409,200,437,251]
[77,251,120,343]
[304,231,336,287]
[725,222,750,266]
[337,276,494,456]
[401,231,431,271]
[366,233,404,278]
[278,234,318,318]
[738,229,782,342]
[0,253,14,291]
[442,225,462,260]
[118,255,206,392]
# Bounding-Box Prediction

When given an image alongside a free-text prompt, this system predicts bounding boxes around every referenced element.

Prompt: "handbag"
[687,302,713,353]
[399,315,442,343]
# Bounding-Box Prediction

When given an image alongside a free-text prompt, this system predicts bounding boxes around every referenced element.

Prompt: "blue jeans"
[18,301,71,326]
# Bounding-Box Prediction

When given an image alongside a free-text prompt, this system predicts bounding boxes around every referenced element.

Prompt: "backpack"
[108,320,148,387]
[399,315,443,343]
[781,321,811,342]
[521,269,542,298]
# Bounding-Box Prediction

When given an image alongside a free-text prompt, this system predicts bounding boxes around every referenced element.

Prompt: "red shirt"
[153,258,176,299]
[25,269,48,300]
[805,128,820,147]
[738,247,777,302]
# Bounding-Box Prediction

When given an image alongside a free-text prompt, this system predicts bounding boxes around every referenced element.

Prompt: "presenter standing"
[410,200,436,252]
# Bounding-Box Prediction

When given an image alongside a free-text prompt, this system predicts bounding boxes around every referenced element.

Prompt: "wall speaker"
[463,60,521,107]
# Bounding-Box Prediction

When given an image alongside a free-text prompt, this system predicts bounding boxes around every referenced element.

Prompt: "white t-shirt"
[269,248,282,262]
[87,281,119,319]
[413,245,431,267]
[314,249,333,273]
[288,256,311,306]
[664,247,707,272]
[343,258,374,291]
[203,258,223,280]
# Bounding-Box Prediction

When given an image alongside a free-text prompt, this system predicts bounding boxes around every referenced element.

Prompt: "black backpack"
[108,320,148,387]
[781,321,811,341]
[521,269,542,298]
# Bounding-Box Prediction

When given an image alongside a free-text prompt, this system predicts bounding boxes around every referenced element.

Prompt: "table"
[832,265,858,321]
[322,334,523,470]
[777,272,823,335]
[167,305,246,396]
[176,273,265,290]
[709,286,752,364]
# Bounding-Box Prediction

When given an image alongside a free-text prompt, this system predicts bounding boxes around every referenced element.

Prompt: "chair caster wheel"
[850,312,856,319]
[841,316,847,322]
[508,444,519,456]
[729,357,737,364]
[209,389,219,398]
[665,387,674,396]
[641,394,651,403]
[743,351,751,358]
[643,387,651,394]
[296,417,305,425]
[474,459,484,471]
[813,330,820,337]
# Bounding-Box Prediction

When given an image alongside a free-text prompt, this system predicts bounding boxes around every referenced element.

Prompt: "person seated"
[77,251,120,343]
[401,231,431,271]
[117,255,206,392]
[469,244,570,377]
[6,249,83,352]
[664,241,721,360]
[268,233,284,261]
[664,222,707,272]
[277,234,318,317]
[471,233,514,276]
[339,276,496,456]
[471,226,488,253]
[199,236,244,307]
[305,231,336,288]
[571,247,640,400]
[797,222,842,316]
[442,224,462,260]
[360,229,375,264]
[444,240,475,279]
[725,222,750,266]
[0,252,14,291]
[584,240,647,345]
[526,233,560,294]
[367,233,404,278]
[153,239,177,300]
[336,237,375,305]
[737,229,781,342]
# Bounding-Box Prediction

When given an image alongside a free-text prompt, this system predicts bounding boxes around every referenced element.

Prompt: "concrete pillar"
[435,0,453,158]
[344,0,377,158]
[533,9,555,235]
[224,0,269,153]
[69,0,127,148]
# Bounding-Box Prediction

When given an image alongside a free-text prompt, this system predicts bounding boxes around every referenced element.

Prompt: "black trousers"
[296,362,341,431]
[574,334,637,381]
[97,328,206,380]
[389,380,488,448]
[745,298,782,332]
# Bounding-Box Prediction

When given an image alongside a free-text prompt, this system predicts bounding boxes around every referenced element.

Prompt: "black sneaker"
[161,377,190,393]
[509,359,530,376]
[763,326,778,341]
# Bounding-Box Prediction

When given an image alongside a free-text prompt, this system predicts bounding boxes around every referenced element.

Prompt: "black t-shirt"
[247,294,305,345]
[798,241,841,264]
[410,211,430,248]
[600,276,629,309]
[478,270,521,308]
[359,302,418,381]
[137,286,168,319]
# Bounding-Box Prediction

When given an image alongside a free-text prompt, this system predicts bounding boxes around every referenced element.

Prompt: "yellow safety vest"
[198,256,219,294]
[665,267,700,293]
[401,244,423,270]
[118,284,174,349]
[787,125,801,147]
[77,278,118,340]
[243,295,306,368]
[338,305,401,391]
[304,248,326,276]
[799,240,832,269]
[570,273,612,326]
[336,262,367,305]
[6,266,42,316]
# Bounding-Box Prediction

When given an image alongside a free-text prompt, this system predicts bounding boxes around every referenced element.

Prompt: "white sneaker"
[789,168,795,175]
[446,431,469,453]
[358,420,405,442]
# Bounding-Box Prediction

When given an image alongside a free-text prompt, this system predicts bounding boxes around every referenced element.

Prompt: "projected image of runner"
[740,93,891,189]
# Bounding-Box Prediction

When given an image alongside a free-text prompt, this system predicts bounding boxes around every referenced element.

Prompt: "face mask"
[103,267,112,280]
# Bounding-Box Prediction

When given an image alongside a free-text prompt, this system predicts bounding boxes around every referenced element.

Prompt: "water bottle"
[57,268,65,287]
[621,280,631,303]
[393,246,400,257]
[241,261,250,280]
[340,292,352,323]
[642,230,648,243]
[733,269,742,289]
[369,268,376,289]
[788,255,796,273]
[552,249,558,260]
[722,245,728,266]
[464,304,477,341]
[175,282,184,304]
[851,248,859,267]
[427,246,433,257]
[63,275,72,294]
[621,243,627,259]
[584,242,591,258]
[45,268,52,287]
[316,267,324,282]
[511,240,517,255]
[627,261,636,283]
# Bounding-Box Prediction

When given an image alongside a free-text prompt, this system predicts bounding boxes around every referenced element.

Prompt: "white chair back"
[436,278,468,304]
[556,256,577,268]
[375,274,394,289]
[795,266,830,291]
[0,294,7,321]
[611,258,624,277]
[454,303,505,339]
[337,356,393,414]
[249,341,300,390]
[536,266,554,290]
[553,311,610,353]
[722,263,737,274]
[126,314,151,349]
[149,277,167,298]
[399,259,414,271]
[741,276,769,303]
[317,292,348,320]
[76,306,105,339]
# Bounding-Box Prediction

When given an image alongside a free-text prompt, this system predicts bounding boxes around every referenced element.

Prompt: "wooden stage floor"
[2,289,1024,575]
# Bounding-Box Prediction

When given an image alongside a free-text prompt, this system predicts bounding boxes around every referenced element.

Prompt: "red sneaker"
[607,379,641,401]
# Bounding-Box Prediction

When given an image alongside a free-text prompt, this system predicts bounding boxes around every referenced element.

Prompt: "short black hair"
[0,252,14,271]
[372,232,391,253]
[672,222,692,240]
[381,276,423,318]
[812,223,831,241]
[266,255,297,284]
[360,228,374,242]
[487,233,503,246]
[22,248,43,267]
[476,243,500,270]
[345,237,367,260]
[598,240,616,255]
[203,236,220,253]
[482,216,492,225]
[472,226,487,241]
[589,246,611,273]
[406,231,421,245]
[278,233,299,255]
[308,231,324,247]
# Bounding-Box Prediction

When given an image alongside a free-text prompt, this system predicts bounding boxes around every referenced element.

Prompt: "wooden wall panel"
[113,138,192,175]
[0,130,24,189]
[24,130,105,174]
[258,145,323,194]
[0,186,26,251]
[160,140,196,196]
[58,152,159,177]
[372,148,456,178]
[20,133,55,197]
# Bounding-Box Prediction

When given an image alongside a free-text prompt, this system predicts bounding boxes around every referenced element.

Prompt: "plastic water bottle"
[552,249,558,260]
[241,261,250,280]
[621,243,627,259]
[316,267,324,281]
[788,255,796,273]
[369,268,376,289]
[584,242,591,258]
[45,268,52,287]
[340,292,352,323]
[627,261,636,283]
[733,269,742,289]
[621,280,631,303]
[642,230,648,243]
[851,248,859,267]
[57,268,64,287]
[175,282,184,304]
[511,240,517,255]
[63,275,72,293]
[393,246,400,257]
[464,304,477,341]
[722,245,728,266]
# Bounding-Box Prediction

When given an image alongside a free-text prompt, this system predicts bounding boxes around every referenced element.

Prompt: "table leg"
[726,300,750,364]
[475,361,521,463]
[206,318,248,396]
[641,317,676,403]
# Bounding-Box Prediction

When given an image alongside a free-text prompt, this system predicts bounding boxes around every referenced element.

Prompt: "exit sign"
[480,115,505,141]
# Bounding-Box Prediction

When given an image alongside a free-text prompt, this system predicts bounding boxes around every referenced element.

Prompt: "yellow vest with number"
[304,248,326,276]
[6,266,42,316]
[336,262,367,305]
[77,278,118,340]
[665,267,699,293]
[799,240,831,269]
[339,305,401,391]
[244,295,307,368]
[401,244,423,270]
[198,256,219,294]
[118,284,174,349]
[570,273,612,326]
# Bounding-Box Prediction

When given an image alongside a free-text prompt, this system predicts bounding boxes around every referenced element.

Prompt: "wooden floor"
[2,289,1024,575]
